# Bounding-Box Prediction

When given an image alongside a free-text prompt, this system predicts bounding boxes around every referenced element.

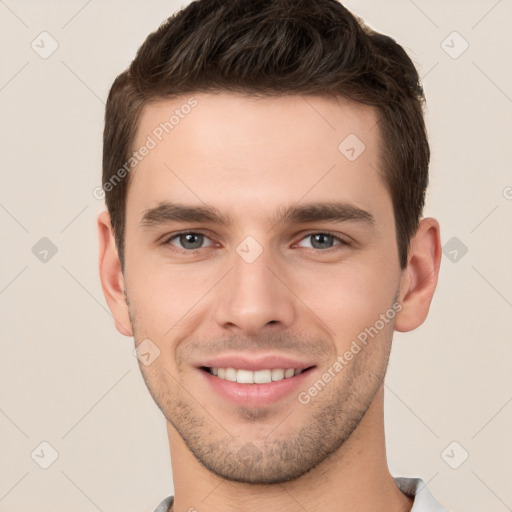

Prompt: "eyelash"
[161,230,350,254]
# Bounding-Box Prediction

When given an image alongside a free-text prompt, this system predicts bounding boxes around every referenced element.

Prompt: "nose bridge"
[213,238,296,334]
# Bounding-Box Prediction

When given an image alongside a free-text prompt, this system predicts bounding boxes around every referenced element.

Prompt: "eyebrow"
[140,201,374,228]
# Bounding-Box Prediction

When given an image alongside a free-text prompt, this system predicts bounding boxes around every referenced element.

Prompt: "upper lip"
[197,353,316,372]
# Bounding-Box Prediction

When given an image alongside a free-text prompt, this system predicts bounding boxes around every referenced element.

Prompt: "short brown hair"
[103,0,429,269]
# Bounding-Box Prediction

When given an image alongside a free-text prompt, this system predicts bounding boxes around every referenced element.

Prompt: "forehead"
[133,93,380,160]
[127,93,388,223]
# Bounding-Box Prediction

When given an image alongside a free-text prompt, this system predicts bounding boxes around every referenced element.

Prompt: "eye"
[166,232,216,251]
[296,232,346,250]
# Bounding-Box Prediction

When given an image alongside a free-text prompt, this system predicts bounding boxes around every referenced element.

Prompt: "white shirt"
[153,476,450,511]
[395,477,451,511]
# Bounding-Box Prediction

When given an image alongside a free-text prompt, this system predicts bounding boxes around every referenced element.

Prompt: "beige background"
[1,1,511,511]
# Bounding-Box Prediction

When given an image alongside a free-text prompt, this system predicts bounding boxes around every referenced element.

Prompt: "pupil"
[182,233,203,249]
[312,234,332,249]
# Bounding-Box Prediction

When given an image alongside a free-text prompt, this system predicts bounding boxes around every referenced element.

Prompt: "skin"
[98,93,441,512]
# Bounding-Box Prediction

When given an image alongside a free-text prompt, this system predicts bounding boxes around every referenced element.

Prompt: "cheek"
[125,255,217,335]
[290,259,399,343]
[125,230,400,344]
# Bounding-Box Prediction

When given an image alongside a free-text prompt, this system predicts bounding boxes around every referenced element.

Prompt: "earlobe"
[97,211,133,337]
[395,218,442,333]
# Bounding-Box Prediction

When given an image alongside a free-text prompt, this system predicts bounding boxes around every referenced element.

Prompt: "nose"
[213,245,296,337]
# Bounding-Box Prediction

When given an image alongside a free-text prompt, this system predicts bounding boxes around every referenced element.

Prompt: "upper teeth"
[211,368,301,384]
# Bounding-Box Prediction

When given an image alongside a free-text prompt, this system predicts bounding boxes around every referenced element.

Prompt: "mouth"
[201,366,312,384]
[197,357,317,407]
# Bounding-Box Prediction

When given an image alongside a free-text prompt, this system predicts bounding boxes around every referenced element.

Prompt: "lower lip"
[200,368,314,407]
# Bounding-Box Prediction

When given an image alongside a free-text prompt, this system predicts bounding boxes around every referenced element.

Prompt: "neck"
[167,386,413,512]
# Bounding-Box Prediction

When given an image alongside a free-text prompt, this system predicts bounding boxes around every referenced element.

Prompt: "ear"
[97,210,133,337]
[395,218,442,332]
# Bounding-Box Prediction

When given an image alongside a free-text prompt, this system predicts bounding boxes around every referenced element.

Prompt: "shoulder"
[394,477,452,512]
[153,495,174,512]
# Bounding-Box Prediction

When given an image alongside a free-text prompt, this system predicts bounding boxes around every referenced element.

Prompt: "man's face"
[123,93,403,483]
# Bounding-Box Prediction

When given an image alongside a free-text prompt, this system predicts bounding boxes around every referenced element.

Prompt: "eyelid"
[162,230,217,251]
[161,229,351,253]
[294,230,351,248]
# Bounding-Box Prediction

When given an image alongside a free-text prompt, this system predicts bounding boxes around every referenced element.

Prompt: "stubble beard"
[129,306,392,485]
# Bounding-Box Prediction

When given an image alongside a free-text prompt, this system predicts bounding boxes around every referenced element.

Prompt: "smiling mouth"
[201,366,315,384]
